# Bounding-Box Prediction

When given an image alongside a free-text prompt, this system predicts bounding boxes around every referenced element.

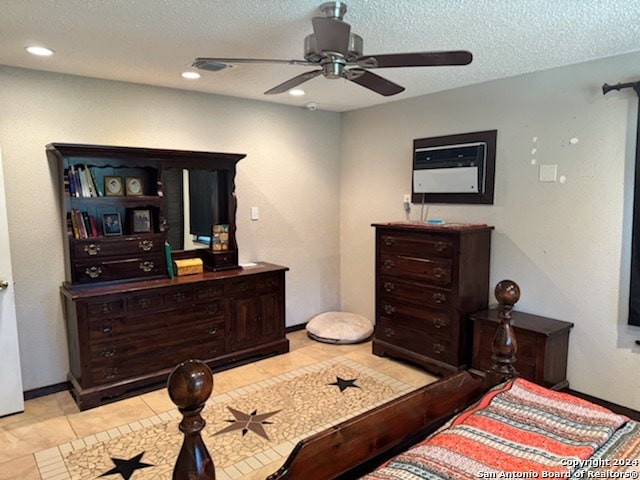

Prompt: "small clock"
[125,177,144,196]
[104,176,124,196]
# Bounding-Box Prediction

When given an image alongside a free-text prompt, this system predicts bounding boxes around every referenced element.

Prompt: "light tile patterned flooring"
[0,330,437,480]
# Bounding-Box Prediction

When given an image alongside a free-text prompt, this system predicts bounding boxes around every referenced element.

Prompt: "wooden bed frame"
[164,280,573,479]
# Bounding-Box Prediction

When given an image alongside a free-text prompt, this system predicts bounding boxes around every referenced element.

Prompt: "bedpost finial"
[495,279,520,309]
[168,359,213,412]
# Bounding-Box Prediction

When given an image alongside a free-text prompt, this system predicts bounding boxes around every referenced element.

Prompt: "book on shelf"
[89,167,103,196]
[68,166,79,197]
[70,209,98,239]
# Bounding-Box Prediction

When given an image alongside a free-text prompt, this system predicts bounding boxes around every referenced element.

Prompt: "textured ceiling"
[1,0,640,112]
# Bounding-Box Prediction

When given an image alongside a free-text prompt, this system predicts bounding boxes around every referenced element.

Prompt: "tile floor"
[0,330,437,480]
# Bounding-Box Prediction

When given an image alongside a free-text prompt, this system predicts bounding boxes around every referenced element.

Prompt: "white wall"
[340,52,640,409]
[0,66,342,391]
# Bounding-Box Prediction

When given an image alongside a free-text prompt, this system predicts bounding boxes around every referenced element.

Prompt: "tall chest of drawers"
[372,223,493,375]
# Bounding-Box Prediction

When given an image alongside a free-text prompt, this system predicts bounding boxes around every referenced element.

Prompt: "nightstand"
[470,308,574,390]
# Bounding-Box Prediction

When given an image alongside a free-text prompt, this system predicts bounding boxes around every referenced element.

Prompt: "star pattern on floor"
[99,451,153,479]
[328,376,361,392]
[214,406,282,440]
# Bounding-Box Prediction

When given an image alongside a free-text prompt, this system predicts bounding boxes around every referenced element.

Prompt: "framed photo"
[102,213,123,236]
[130,208,153,233]
[104,176,124,196]
[125,176,144,196]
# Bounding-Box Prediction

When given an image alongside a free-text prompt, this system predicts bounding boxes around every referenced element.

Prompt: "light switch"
[250,206,259,221]
[539,164,557,182]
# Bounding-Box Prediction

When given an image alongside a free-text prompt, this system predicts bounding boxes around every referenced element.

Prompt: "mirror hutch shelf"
[47,143,289,410]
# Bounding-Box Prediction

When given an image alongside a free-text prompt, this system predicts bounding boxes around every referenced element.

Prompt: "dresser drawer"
[163,287,196,306]
[378,276,450,311]
[257,273,283,293]
[85,299,125,319]
[376,318,453,364]
[126,292,162,313]
[380,253,452,286]
[378,232,453,259]
[71,235,164,259]
[225,277,256,296]
[196,282,225,301]
[72,253,166,284]
[378,305,452,339]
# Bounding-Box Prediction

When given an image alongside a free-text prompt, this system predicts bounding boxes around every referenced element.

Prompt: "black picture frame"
[102,212,122,236]
[411,130,497,205]
[130,208,153,233]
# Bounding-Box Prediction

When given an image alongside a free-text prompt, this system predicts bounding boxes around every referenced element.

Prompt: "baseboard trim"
[285,323,307,333]
[24,381,70,401]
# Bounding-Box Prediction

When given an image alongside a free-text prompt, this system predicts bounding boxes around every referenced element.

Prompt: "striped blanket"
[363,378,635,480]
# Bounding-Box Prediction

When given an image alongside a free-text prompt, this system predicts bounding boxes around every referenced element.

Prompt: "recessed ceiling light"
[289,89,305,96]
[26,46,54,56]
[181,71,201,80]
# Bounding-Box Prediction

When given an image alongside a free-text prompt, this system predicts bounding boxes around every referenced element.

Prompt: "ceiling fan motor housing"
[304,32,362,63]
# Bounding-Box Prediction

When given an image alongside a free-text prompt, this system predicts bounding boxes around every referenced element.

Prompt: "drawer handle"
[85,266,103,279]
[238,281,249,292]
[433,292,447,304]
[173,292,186,302]
[433,318,447,329]
[100,303,112,314]
[433,343,446,355]
[137,297,151,309]
[383,304,395,315]
[206,325,218,335]
[383,327,395,338]
[256,314,262,324]
[101,324,113,334]
[139,261,154,272]
[104,367,118,380]
[206,304,219,315]
[434,241,448,252]
[383,236,395,247]
[266,278,276,287]
[101,348,115,358]
[383,282,395,292]
[383,259,395,270]
[433,267,446,278]
[83,243,101,256]
[138,240,153,251]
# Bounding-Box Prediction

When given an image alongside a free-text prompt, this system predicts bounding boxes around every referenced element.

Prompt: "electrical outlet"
[403,194,411,203]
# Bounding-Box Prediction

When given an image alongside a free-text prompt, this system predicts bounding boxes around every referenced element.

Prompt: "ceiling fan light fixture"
[289,89,305,96]
[192,59,229,72]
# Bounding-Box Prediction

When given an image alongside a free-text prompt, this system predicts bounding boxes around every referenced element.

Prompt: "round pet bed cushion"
[306,311,373,344]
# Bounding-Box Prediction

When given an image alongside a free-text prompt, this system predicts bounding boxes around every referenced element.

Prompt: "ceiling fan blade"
[312,16,351,55]
[264,69,323,95]
[356,51,473,68]
[193,57,314,71]
[346,69,405,96]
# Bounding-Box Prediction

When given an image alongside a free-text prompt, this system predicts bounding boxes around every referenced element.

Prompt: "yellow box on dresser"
[173,258,204,276]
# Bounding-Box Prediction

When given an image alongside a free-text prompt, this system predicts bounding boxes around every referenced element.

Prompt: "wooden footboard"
[267,371,485,480]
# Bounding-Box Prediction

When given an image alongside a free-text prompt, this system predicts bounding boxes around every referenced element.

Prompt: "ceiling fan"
[192,1,472,97]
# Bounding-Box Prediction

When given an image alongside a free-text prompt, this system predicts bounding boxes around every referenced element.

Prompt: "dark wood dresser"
[372,223,493,375]
[48,143,290,409]
[470,308,574,389]
[62,262,288,410]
